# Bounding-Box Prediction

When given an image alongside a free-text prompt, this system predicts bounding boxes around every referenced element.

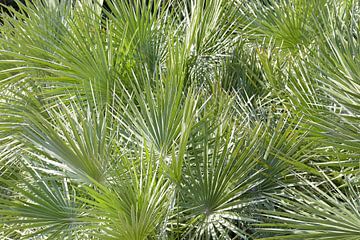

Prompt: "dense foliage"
[0,0,359,239]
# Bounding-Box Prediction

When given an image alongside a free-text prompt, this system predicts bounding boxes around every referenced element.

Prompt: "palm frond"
[81,149,173,240]
[0,164,87,239]
[257,175,360,239]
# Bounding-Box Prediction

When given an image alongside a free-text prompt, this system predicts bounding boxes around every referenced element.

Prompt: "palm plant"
[257,174,360,239]
[0,0,359,239]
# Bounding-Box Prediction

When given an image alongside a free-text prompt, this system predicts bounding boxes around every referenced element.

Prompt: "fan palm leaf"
[257,175,360,239]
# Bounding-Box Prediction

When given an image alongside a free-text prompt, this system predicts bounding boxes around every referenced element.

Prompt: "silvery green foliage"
[0,0,359,239]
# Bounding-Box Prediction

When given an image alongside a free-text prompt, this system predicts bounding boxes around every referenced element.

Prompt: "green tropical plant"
[0,0,359,239]
[257,174,360,240]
